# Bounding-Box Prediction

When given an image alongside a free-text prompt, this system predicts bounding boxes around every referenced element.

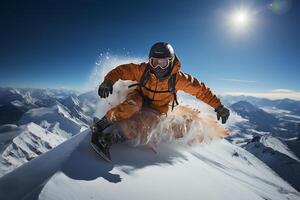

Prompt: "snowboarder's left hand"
[215,105,230,124]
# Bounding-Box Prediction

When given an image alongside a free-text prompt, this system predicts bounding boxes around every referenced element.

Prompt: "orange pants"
[105,90,143,122]
[105,90,163,140]
[104,91,229,142]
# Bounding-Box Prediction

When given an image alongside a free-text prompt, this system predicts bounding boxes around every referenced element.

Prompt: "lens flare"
[269,0,292,15]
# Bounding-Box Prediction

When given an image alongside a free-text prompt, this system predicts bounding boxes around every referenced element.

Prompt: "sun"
[231,9,251,29]
[224,7,256,35]
[234,11,248,25]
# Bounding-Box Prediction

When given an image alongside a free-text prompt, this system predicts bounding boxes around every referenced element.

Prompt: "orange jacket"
[104,56,222,113]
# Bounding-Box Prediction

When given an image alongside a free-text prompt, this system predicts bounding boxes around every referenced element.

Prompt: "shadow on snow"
[61,133,188,183]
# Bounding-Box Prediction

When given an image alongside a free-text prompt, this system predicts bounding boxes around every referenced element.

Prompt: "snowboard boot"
[91,116,126,161]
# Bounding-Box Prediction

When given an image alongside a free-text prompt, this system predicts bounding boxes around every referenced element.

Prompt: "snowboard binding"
[90,117,126,161]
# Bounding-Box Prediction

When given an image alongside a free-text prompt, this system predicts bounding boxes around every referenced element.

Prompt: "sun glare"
[231,10,250,29]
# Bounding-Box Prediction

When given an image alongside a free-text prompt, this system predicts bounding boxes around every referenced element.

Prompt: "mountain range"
[0,87,299,199]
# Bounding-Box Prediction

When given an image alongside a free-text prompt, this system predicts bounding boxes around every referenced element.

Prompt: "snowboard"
[90,141,111,162]
[90,117,111,162]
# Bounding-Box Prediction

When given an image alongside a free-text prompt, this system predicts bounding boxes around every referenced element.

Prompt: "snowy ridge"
[0,87,95,177]
[0,130,299,200]
[245,135,300,192]
[60,95,92,124]
[260,135,300,162]
[19,104,87,137]
[0,123,65,175]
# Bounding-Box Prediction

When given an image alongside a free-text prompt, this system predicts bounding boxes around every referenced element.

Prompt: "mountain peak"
[231,100,259,113]
[62,95,80,107]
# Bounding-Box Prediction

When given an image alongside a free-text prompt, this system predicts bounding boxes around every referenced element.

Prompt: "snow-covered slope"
[0,90,91,177]
[286,138,300,160]
[0,130,298,200]
[260,135,300,162]
[19,104,87,138]
[0,123,66,176]
[245,135,300,192]
[60,95,92,124]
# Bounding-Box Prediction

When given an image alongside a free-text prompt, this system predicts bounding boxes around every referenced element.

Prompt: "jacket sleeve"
[176,71,222,109]
[104,63,143,84]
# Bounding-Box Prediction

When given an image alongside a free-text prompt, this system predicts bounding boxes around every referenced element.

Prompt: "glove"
[215,105,230,124]
[98,80,113,98]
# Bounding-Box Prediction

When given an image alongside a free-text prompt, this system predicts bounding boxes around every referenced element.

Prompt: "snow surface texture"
[0,130,299,200]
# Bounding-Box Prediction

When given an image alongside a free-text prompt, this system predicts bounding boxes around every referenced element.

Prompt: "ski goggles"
[149,57,172,70]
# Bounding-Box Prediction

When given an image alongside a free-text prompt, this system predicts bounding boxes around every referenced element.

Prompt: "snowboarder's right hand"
[98,80,113,98]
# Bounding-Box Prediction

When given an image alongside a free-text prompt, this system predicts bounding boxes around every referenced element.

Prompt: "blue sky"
[0,0,299,95]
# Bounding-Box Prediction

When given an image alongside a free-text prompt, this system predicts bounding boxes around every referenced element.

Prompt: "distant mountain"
[0,124,22,153]
[230,101,279,132]
[78,91,99,117]
[0,88,23,106]
[273,99,300,115]
[59,95,93,125]
[221,95,274,107]
[223,95,300,115]
[0,101,29,125]
[0,87,90,177]
[286,138,300,160]
[0,87,77,125]
[19,104,87,138]
[0,87,78,105]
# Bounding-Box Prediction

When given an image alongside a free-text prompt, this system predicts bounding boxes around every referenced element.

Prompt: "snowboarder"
[91,42,230,161]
